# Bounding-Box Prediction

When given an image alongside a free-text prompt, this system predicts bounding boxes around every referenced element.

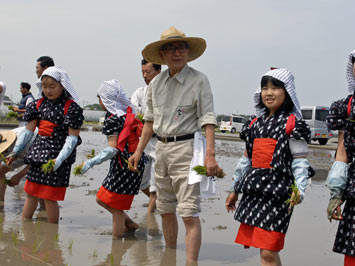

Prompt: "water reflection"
[20,220,65,265]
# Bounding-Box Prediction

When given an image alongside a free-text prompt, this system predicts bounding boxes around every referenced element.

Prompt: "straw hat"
[142,26,206,65]
[0,131,16,154]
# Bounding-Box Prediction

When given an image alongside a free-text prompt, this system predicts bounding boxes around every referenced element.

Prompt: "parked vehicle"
[219,115,248,134]
[301,106,330,145]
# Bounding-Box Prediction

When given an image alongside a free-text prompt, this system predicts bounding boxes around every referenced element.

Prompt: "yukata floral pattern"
[234,110,310,233]
[101,112,147,195]
[23,94,84,187]
[327,94,355,256]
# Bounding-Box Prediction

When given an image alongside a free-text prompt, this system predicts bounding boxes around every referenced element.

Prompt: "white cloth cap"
[97,79,133,117]
[254,68,302,119]
[0,81,6,106]
[36,66,80,102]
[346,50,355,94]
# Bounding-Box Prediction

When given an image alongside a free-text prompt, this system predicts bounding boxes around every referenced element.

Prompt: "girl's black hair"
[352,56,355,65]
[256,75,294,114]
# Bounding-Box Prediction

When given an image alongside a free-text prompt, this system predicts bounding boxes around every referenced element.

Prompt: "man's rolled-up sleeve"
[197,77,217,128]
[143,83,154,122]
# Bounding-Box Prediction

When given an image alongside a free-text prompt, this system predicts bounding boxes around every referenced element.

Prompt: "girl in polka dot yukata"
[225,68,311,266]
[327,50,355,266]
[79,80,146,238]
[7,66,84,223]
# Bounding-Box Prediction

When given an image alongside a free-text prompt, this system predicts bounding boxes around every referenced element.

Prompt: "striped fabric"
[36,66,80,102]
[254,68,302,119]
[346,50,355,94]
[0,81,6,106]
[97,79,133,117]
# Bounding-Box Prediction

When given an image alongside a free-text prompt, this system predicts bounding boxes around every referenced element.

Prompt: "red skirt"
[96,186,134,210]
[235,223,285,252]
[345,255,355,266]
[24,180,66,201]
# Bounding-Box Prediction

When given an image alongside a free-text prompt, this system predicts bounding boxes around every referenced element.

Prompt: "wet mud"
[0,131,343,265]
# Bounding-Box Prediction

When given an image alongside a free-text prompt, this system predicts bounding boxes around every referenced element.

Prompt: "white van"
[219,115,248,134]
[301,106,330,145]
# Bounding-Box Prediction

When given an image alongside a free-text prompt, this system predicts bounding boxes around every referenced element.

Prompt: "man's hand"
[128,151,143,172]
[204,155,218,176]
[225,192,238,212]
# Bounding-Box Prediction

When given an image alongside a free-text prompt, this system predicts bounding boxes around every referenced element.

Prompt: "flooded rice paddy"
[0,131,343,265]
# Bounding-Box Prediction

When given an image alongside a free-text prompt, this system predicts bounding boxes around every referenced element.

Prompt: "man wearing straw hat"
[129,26,218,262]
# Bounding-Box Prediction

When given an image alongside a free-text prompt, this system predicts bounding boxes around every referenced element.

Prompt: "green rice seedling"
[41,159,55,174]
[192,165,225,178]
[136,113,144,123]
[68,239,73,251]
[73,164,83,176]
[53,232,59,242]
[285,179,300,214]
[32,240,41,254]
[121,157,140,174]
[7,111,17,118]
[0,153,6,163]
[86,149,96,158]
[110,254,114,265]
[2,179,11,185]
[43,251,49,262]
[8,106,14,111]
[92,249,98,259]
[11,232,19,246]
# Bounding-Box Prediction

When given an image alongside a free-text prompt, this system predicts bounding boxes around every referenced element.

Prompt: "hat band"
[166,36,183,40]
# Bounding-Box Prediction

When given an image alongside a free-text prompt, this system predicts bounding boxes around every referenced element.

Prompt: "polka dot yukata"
[327,93,355,257]
[98,112,147,206]
[234,110,310,250]
[23,94,84,199]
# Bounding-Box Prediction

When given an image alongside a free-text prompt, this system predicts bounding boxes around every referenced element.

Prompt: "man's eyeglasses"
[161,44,188,54]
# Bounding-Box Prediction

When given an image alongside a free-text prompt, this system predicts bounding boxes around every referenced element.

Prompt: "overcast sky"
[1,0,354,115]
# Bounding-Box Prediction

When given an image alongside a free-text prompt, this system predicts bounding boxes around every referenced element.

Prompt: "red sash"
[36,98,73,136]
[116,106,143,153]
[252,138,277,169]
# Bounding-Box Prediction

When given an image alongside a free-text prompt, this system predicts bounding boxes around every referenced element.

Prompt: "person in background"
[131,59,161,213]
[12,82,35,127]
[36,56,55,98]
[129,26,218,263]
[0,81,6,106]
[326,50,355,266]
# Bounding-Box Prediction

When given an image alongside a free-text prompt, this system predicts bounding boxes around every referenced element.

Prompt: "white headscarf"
[97,79,133,117]
[0,81,6,106]
[254,68,302,119]
[36,66,80,102]
[346,50,355,94]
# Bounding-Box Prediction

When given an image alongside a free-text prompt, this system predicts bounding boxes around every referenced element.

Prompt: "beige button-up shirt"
[144,64,217,137]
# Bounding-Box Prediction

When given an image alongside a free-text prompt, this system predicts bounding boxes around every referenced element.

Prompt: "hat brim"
[142,37,206,65]
[0,131,17,154]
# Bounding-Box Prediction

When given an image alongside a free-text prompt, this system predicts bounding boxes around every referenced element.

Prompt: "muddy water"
[0,132,343,265]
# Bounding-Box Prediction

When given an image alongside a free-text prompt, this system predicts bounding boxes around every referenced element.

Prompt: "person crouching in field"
[79,80,147,238]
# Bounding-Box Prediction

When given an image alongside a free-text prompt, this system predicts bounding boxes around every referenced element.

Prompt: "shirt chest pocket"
[152,98,164,117]
[174,98,195,119]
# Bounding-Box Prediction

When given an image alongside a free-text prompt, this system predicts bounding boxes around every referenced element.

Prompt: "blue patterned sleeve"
[24,100,39,121]
[327,96,351,131]
[63,102,84,129]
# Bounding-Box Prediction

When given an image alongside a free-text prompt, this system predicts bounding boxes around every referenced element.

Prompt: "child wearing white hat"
[225,68,311,265]
[7,66,84,223]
